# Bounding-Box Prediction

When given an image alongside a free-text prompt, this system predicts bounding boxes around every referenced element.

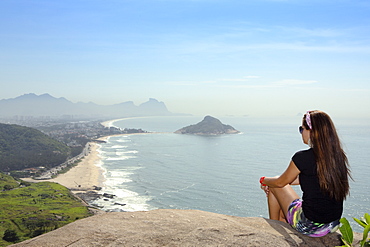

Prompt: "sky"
[1,0,370,119]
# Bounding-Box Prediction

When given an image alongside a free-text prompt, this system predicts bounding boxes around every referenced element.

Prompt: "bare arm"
[262,160,300,188]
[289,175,300,185]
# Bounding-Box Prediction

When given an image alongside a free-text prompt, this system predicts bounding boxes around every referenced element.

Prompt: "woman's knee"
[269,185,296,196]
[269,186,286,195]
[268,186,300,214]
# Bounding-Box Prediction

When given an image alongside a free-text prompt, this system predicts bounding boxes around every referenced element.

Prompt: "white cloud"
[200,80,217,84]
[277,26,345,38]
[219,78,249,82]
[168,81,198,86]
[272,79,318,86]
[244,75,260,79]
[168,80,217,86]
[172,77,318,89]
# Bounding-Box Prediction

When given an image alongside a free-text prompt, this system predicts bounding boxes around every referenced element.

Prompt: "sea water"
[93,116,369,232]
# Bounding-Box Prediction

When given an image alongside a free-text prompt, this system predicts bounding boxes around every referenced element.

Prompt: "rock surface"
[11,209,351,247]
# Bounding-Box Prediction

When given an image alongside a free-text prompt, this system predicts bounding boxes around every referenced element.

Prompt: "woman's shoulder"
[292,148,315,170]
[295,148,313,155]
[292,148,314,160]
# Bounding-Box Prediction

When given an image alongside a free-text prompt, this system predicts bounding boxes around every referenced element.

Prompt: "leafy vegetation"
[0,123,71,172]
[338,214,370,247]
[0,173,19,191]
[0,173,92,246]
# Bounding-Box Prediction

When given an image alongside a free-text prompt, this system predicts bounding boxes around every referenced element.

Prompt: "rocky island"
[174,116,240,135]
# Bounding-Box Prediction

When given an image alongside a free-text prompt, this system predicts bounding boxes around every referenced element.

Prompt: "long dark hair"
[303,110,351,201]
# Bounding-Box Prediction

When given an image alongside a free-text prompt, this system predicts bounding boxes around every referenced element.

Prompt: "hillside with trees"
[175,116,240,135]
[0,123,71,172]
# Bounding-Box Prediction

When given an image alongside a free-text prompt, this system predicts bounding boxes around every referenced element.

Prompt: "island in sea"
[174,116,240,135]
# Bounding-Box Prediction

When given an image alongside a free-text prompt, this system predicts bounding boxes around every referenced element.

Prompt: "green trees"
[0,123,71,172]
[2,229,19,243]
[0,172,19,191]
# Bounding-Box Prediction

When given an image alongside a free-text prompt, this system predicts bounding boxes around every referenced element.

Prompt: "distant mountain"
[0,123,71,171]
[174,116,240,135]
[0,93,173,118]
[139,98,169,113]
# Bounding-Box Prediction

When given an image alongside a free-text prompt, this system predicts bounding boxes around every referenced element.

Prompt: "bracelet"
[260,176,267,186]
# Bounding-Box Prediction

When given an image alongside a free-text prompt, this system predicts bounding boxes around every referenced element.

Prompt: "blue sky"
[1,0,370,118]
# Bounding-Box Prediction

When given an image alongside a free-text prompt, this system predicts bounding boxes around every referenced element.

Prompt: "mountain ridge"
[0,93,174,119]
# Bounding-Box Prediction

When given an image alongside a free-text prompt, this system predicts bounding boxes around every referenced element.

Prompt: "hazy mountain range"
[0,93,176,119]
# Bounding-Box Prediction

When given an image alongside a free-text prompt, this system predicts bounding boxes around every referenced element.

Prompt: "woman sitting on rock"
[260,110,351,237]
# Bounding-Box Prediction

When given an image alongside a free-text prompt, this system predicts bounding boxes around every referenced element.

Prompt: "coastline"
[22,142,105,192]
[22,118,126,191]
[21,117,163,209]
[25,117,149,185]
[48,142,105,191]
[101,116,150,128]
[101,118,124,128]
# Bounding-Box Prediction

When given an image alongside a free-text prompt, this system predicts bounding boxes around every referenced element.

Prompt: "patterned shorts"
[286,199,340,237]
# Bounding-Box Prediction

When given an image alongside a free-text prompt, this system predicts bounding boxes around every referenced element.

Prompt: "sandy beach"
[101,119,122,128]
[49,142,105,191]
[22,142,105,192]
[101,116,151,128]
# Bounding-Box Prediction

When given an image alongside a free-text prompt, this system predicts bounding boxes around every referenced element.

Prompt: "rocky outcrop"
[11,209,355,247]
[175,116,240,135]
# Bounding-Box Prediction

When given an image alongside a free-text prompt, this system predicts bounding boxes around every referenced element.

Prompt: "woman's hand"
[261,185,269,197]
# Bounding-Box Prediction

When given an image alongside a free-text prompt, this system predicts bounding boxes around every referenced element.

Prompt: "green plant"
[338,213,370,247]
[2,229,19,243]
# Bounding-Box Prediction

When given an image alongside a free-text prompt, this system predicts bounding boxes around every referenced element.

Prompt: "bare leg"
[268,191,287,222]
[268,185,300,222]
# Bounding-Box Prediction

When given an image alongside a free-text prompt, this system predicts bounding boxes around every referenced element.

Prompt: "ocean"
[93,116,369,232]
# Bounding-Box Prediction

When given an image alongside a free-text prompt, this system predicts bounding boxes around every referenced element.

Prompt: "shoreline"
[22,117,129,191]
[49,142,105,191]
[22,116,162,189]
[22,142,105,193]
[22,117,167,209]
[101,116,151,128]
[21,118,146,195]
